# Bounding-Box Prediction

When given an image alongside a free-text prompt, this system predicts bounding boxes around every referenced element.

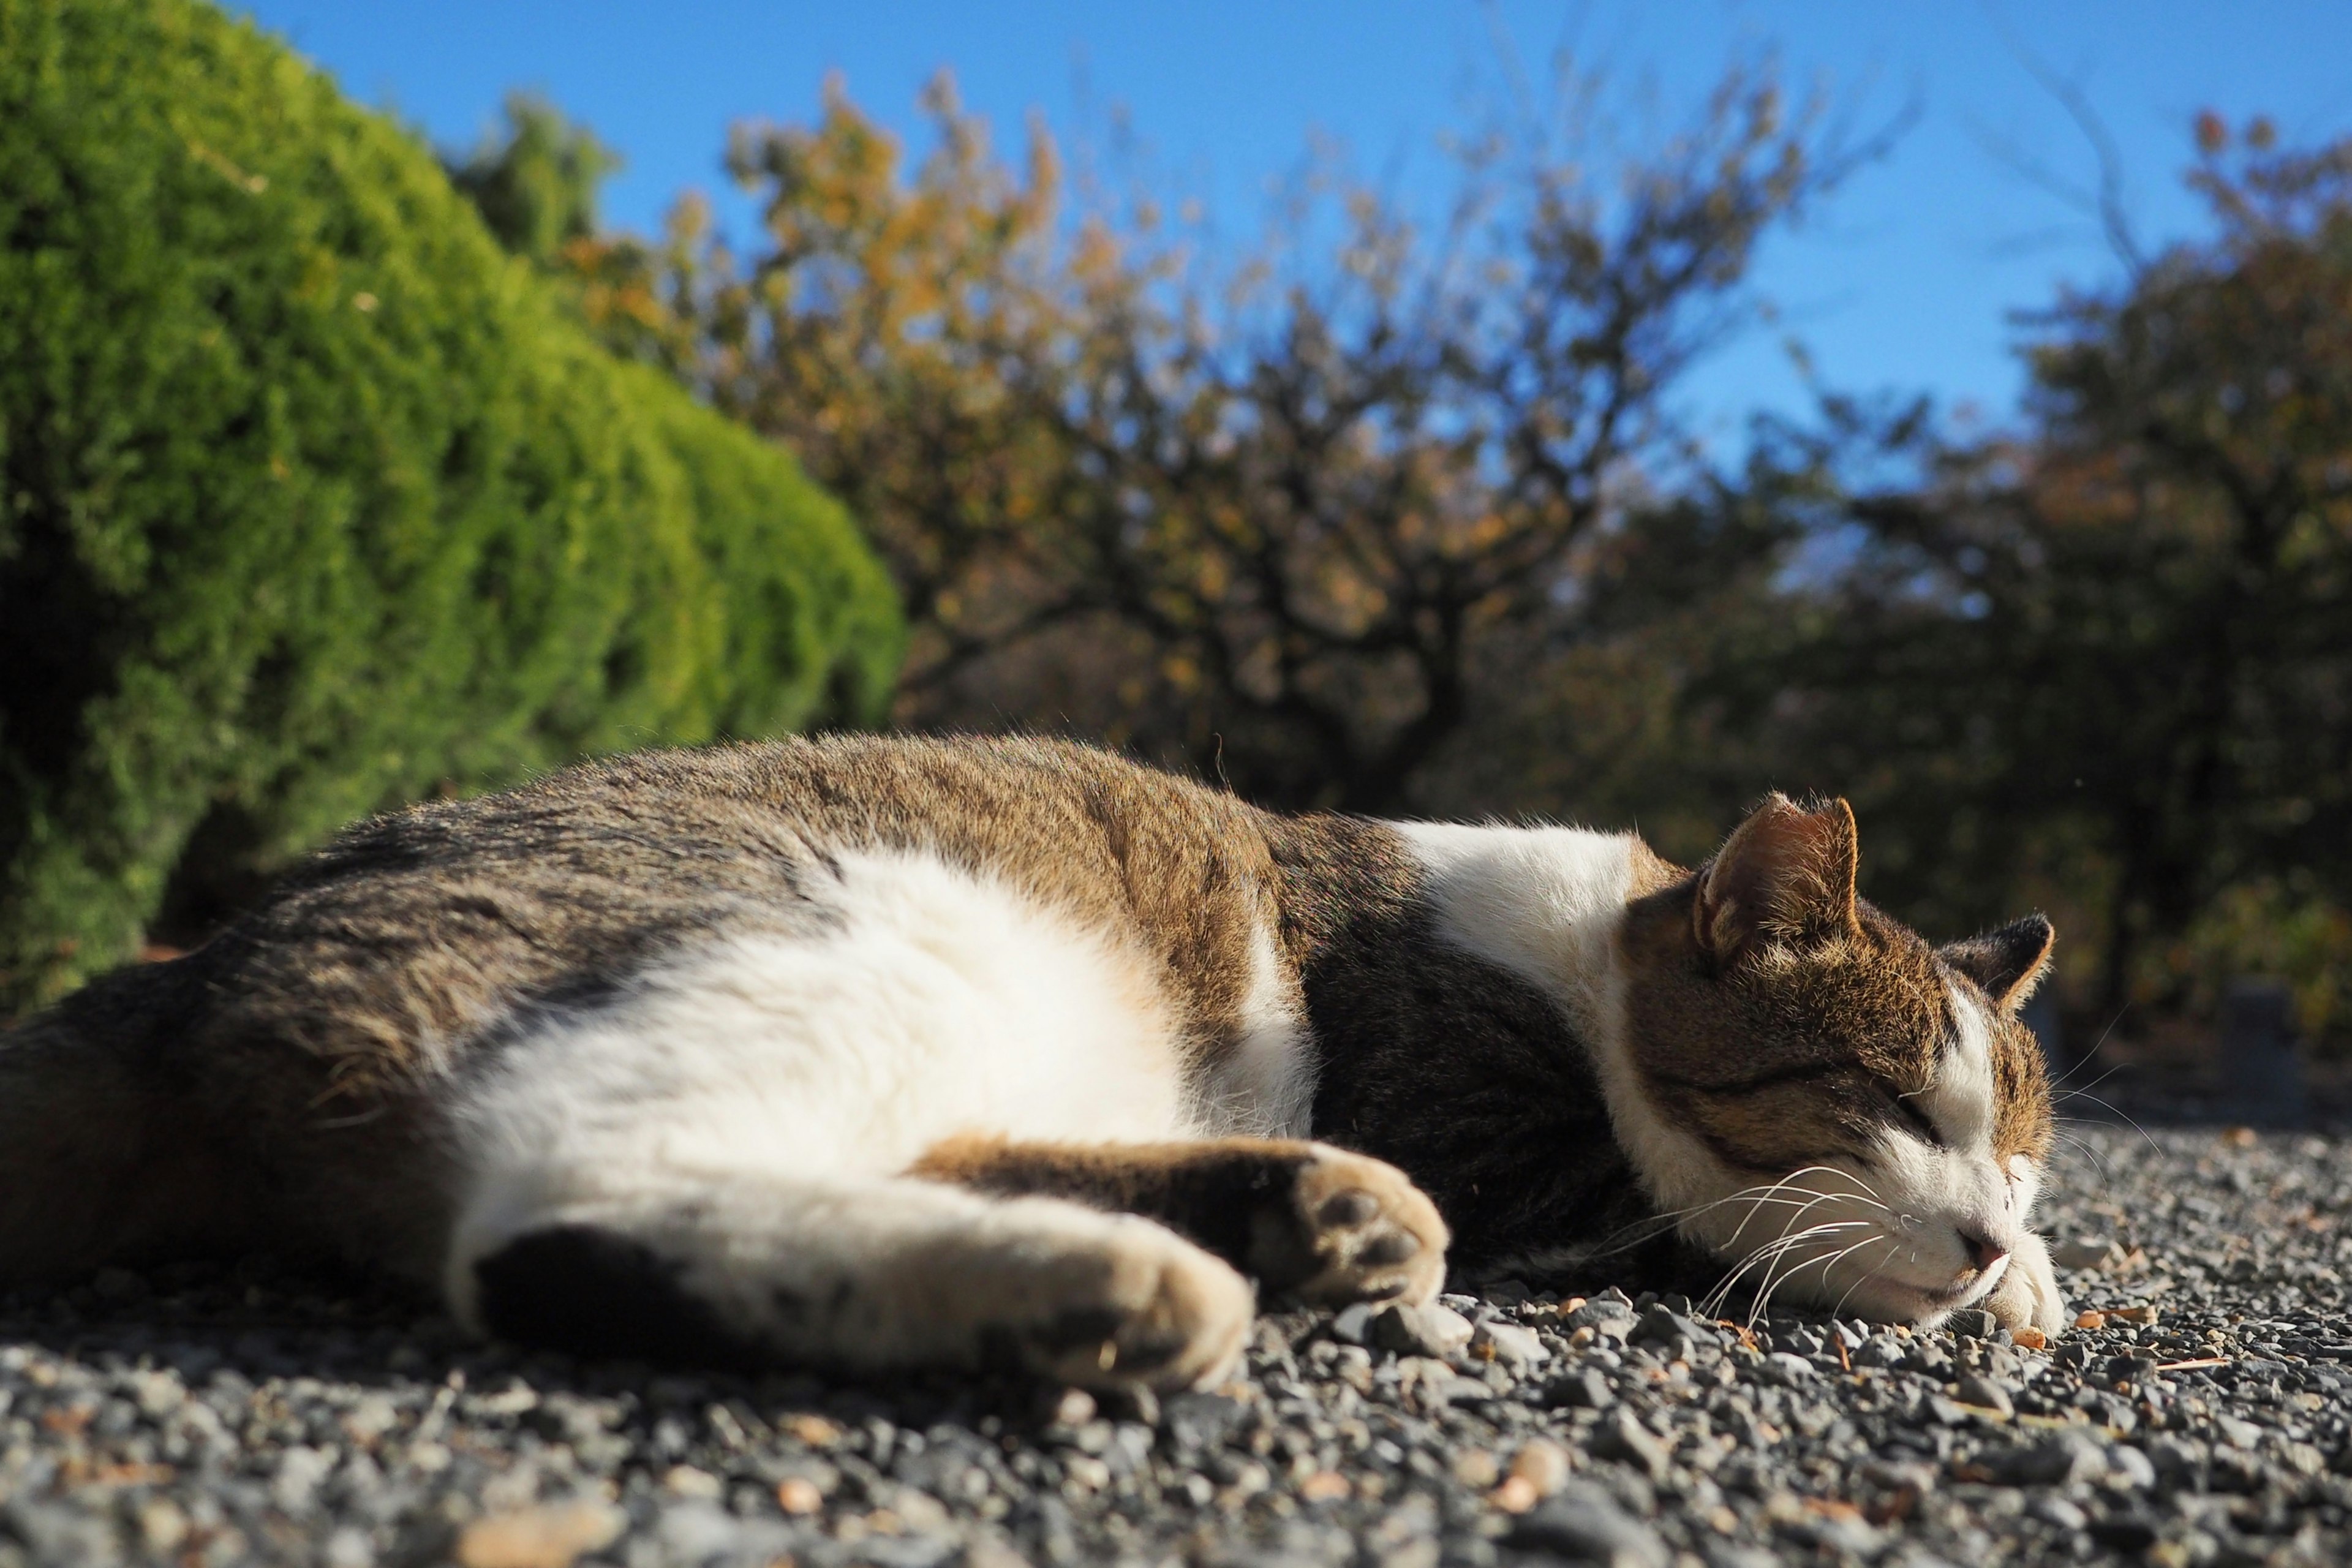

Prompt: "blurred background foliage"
[0,0,900,1010]
[6,0,2349,1060]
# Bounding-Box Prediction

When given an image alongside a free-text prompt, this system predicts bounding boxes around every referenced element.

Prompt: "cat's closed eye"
[1889,1093,1945,1148]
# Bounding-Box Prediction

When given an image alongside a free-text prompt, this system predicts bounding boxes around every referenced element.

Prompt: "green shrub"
[0,0,903,1011]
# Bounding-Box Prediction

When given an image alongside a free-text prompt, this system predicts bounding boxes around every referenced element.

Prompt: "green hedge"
[0,0,903,1010]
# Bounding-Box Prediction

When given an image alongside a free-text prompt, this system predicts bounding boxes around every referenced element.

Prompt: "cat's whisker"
[2050,1128,2114,1186]
[1703,1226,1842,1318]
[1724,1184,1845,1252]
[1750,1222,1904,1327]
[1702,1221,1872,1319]
[2050,1058,2128,1104]
[1748,1227,1872,1322]
[1580,1182,1853,1265]
[1634,1169,1849,1240]
[1719,1169,1894,1253]
[1825,1235,1908,1318]
[2056,1091,2163,1156]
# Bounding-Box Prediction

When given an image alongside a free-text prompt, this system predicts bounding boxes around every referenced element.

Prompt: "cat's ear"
[1694,794,1861,963]
[1940,915,2056,1012]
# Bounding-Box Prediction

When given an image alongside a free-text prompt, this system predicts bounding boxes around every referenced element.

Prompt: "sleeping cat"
[0,734,2065,1389]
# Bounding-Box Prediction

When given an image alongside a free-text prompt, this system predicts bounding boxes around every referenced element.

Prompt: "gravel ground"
[6,1123,2352,1568]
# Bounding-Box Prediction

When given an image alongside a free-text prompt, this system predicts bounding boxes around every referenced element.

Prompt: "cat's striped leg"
[908,1137,1448,1307]
[446,1171,1253,1390]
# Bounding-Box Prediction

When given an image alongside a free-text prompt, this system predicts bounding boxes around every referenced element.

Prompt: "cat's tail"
[0,961,243,1284]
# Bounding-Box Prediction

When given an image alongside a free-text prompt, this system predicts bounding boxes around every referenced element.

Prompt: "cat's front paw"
[1013,1218,1254,1392]
[1983,1230,2067,1337]
[1253,1144,1448,1307]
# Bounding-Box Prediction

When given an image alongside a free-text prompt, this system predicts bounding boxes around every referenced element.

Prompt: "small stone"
[2105,1444,2158,1491]
[1565,1297,1637,1336]
[1507,1482,1670,1568]
[1491,1475,1542,1513]
[2052,1238,2119,1270]
[777,1477,823,1515]
[1453,1449,1501,1488]
[662,1464,722,1499]
[2089,1513,2161,1553]
[454,1501,628,1568]
[1298,1470,1351,1502]
[1509,1439,1573,1497]
[1997,1432,2106,1487]
[1948,1310,1999,1340]
[2073,1310,2108,1331]
[959,1539,1033,1568]
[1955,1374,2016,1417]
[2027,1495,2088,1530]
[785,1412,844,1447]
[2215,1413,2264,1451]
[138,1499,190,1552]
[1763,1352,1817,1384]
[1927,1395,1971,1427]
[344,1393,399,1442]
[1596,1409,1675,1482]
[1548,1368,1616,1410]
[1162,1391,1246,1453]
[1331,1302,1379,1346]
[1631,1305,1696,1346]
[1371,1301,1474,1357]
[1471,1320,1549,1369]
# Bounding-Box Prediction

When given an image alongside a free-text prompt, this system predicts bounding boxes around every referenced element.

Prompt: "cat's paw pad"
[1015,1221,1253,1392]
[1256,1144,1448,1307]
[1982,1231,2067,1337]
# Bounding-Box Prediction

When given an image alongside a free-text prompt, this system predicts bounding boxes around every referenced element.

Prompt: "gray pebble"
[2026,1494,2088,1530]
[1997,1432,2108,1487]
[1371,1301,1474,1358]
[1471,1320,1548,1370]
[1507,1482,1670,1568]
[1953,1374,2015,1417]
[1596,1409,1675,1482]
[1548,1368,1616,1411]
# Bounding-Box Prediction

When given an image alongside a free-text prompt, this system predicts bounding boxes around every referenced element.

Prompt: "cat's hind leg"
[908,1137,1449,1308]
[448,1171,1253,1390]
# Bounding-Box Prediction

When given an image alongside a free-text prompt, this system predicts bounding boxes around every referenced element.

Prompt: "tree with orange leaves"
[541,67,1869,810]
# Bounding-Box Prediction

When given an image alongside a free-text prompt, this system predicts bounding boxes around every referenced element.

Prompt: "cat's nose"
[1960,1229,2007,1274]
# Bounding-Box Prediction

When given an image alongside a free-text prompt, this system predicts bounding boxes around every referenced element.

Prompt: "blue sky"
[235,1,2352,442]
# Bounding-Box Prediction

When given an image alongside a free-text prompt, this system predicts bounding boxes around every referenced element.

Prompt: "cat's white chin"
[1849,1269,2002,1328]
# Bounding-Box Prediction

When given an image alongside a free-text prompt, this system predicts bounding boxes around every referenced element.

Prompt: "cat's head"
[1613,793,2058,1330]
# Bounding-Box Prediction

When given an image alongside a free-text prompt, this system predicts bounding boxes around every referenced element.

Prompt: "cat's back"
[165,734,1287,1086]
